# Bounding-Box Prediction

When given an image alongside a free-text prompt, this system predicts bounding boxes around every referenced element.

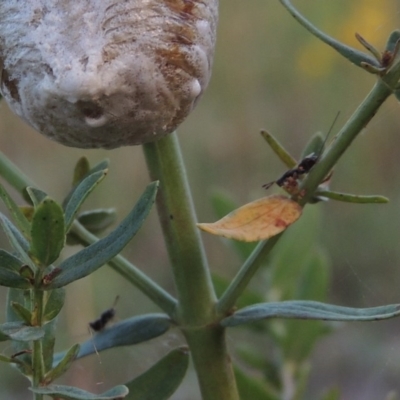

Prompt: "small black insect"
[89,296,119,332]
[263,154,318,190]
[263,113,339,192]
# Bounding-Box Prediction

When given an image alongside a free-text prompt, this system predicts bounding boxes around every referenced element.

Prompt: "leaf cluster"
[0,158,188,399]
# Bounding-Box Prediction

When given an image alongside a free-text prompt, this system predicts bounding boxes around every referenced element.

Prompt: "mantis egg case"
[0,1,218,148]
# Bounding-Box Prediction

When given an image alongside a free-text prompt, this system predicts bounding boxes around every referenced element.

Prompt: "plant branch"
[218,57,400,316]
[299,73,400,205]
[0,151,36,194]
[0,150,177,315]
[143,132,217,324]
[70,221,177,316]
[217,234,281,315]
[279,0,379,68]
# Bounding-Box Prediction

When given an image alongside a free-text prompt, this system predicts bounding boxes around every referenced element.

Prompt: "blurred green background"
[1,1,400,399]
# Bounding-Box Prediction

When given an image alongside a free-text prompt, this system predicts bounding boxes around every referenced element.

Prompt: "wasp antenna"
[320,111,341,154]
[112,295,120,308]
[262,181,275,190]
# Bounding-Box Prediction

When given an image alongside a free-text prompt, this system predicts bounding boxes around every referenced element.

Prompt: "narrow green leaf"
[355,33,382,62]
[279,0,380,69]
[0,322,45,341]
[301,132,325,159]
[316,190,388,204]
[0,183,31,238]
[260,130,297,168]
[11,302,32,324]
[6,289,32,374]
[43,317,57,372]
[234,365,280,400]
[0,249,24,271]
[0,249,24,273]
[125,347,189,400]
[64,170,108,232]
[73,157,91,186]
[26,187,48,207]
[31,384,129,399]
[30,197,65,266]
[54,314,171,363]
[0,354,15,363]
[360,62,386,74]
[221,301,400,327]
[48,182,158,288]
[7,289,31,324]
[43,344,80,385]
[0,250,33,289]
[386,30,400,52]
[88,159,109,175]
[77,208,117,233]
[0,267,31,289]
[63,159,110,209]
[0,214,31,265]
[43,288,66,322]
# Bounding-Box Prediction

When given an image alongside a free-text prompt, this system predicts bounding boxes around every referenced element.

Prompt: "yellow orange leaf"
[197,195,302,242]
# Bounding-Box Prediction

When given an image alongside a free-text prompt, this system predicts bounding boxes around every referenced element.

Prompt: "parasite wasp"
[89,296,119,332]
[263,113,340,193]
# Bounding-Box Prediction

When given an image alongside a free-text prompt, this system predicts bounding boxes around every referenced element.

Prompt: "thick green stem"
[143,133,239,400]
[143,133,216,324]
[183,326,238,400]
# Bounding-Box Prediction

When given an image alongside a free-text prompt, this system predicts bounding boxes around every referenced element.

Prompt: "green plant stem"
[217,234,281,315]
[0,151,36,194]
[143,133,216,324]
[70,221,177,316]
[32,289,45,400]
[183,326,238,399]
[143,132,240,400]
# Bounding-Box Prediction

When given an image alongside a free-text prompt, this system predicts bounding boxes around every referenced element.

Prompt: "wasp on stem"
[263,112,340,194]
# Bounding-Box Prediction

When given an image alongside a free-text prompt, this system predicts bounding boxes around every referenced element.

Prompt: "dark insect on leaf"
[89,296,119,332]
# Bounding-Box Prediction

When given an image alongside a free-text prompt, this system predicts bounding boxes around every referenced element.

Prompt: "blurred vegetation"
[1,1,400,399]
